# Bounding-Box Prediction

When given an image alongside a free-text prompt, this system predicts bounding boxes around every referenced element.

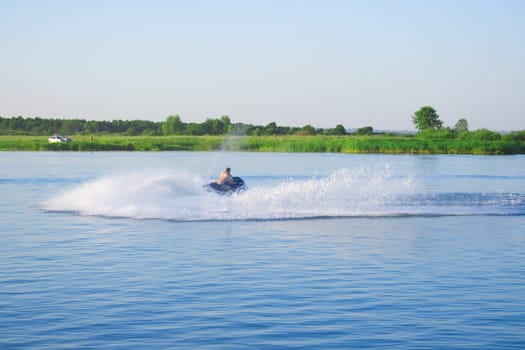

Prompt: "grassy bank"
[0,135,226,152]
[0,134,524,154]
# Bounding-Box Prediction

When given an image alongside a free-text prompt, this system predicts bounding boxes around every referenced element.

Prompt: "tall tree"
[454,118,469,133]
[220,115,232,134]
[412,106,443,131]
[162,115,184,135]
[263,122,277,135]
[326,124,347,135]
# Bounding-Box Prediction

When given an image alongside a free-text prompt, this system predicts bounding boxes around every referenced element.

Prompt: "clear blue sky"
[1,0,524,130]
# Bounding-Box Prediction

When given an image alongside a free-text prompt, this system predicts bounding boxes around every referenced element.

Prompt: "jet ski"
[207,177,246,194]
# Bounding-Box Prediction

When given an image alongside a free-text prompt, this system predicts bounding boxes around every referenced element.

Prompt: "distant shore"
[1,135,524,154]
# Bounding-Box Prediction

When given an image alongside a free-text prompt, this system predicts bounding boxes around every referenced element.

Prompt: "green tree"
[412,106,443,131]
[59,119,83,135]
[185,122,205,135]
[454,118,469,133]
[325,124,347,135]
[263,122,277,135]
[300,124,316,135]
[356,126,373,135]
[469,128,501,141]
[220,115,232,134]
[162,115,184,135]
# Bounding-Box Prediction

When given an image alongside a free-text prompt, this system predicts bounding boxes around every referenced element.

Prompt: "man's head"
[225,167,231,174]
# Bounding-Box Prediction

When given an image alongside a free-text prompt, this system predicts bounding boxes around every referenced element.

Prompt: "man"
[215,167,236,186]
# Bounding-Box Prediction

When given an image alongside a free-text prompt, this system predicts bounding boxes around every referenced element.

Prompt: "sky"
[1,0,524,131]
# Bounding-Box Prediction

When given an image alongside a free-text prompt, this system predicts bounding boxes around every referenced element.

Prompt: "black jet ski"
[207,177,246,194]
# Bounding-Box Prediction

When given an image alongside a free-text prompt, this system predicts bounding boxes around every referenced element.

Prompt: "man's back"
[216,170,234,185]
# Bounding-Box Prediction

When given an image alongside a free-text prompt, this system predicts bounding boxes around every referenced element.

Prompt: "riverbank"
[1,134,524,154]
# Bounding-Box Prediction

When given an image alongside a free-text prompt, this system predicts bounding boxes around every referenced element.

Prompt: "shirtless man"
[215,167,236,186]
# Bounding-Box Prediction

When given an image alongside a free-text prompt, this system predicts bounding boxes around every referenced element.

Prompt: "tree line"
[1,107,523,142]
[0,115,358,136]
[410,106,525,142]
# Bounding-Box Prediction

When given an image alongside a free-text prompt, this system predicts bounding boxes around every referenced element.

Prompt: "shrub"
[468,129,501,141]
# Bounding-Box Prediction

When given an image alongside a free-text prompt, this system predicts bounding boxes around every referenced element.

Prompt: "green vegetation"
[0,115,347,137]
[0,135,225,152]
[412,106,443,131]
[1,111,524,154]
[1,133,524,154]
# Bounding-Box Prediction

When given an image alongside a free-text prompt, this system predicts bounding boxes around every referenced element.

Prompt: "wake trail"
[42,168,525,221]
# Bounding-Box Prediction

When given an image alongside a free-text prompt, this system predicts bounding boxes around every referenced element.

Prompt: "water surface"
[1,152,524,349]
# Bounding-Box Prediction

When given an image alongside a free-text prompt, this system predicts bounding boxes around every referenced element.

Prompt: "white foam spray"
[43,167,421,221]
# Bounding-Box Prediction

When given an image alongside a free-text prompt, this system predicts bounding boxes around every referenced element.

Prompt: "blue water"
[1,152,524,349]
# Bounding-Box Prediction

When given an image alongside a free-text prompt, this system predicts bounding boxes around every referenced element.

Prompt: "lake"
[1,152,524,349]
